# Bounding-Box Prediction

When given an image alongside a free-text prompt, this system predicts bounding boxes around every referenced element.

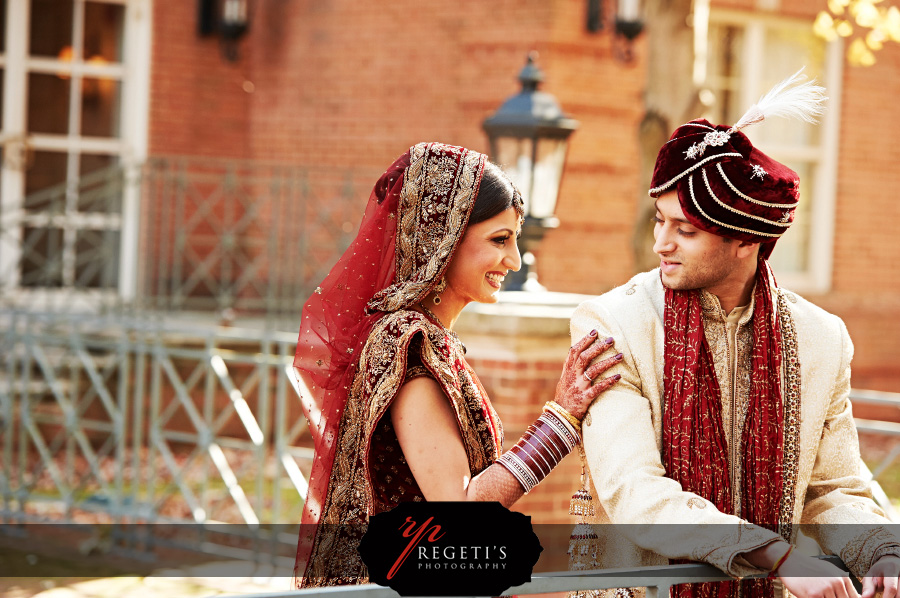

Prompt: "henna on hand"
[467,332,623,505]
[554,331,621,419]
[469,463,527,507]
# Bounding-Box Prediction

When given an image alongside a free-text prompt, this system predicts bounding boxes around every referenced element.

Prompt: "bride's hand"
[554,331,621,420]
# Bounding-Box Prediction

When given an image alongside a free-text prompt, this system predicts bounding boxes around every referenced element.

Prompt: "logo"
[359,501,542,596]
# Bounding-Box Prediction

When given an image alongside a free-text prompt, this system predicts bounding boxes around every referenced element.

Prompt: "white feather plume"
[731,68,827,133]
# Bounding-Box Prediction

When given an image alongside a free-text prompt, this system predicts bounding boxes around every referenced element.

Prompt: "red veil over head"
[292,142,487,579]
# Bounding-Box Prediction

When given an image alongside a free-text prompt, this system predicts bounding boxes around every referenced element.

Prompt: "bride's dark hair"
[469,161,523,225]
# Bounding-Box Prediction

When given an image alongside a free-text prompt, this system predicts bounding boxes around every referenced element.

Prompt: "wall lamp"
[198,0,251,62]
[586,0,644,62]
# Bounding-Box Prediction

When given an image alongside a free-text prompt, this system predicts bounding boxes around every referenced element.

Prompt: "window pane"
[706,25,744,125]
[754,27,825,147]
[81,77,121,138]
[28,73,71,135]
[20,226,64,287]
[80,153,118,176]
[25,150,68,211]
[30,0,74,58]
[84,2,125,63]
[75,228,119,288]
[78,153,121,213]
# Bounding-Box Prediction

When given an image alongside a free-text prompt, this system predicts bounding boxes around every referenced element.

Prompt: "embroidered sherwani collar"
[698,275,768,328]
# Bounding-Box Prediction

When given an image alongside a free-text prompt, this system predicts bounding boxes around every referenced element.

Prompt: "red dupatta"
[662,260,785,598]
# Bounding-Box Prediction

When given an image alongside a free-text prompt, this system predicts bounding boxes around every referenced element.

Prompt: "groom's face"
[652,193,741,292]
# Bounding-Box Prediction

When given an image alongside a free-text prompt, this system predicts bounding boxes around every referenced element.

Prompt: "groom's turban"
[648,118,799,259]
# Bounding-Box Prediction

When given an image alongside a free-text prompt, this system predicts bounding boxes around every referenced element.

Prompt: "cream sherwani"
[571,269,899,581]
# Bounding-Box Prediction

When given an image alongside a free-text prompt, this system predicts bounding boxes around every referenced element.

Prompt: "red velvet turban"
[649,119,799,258]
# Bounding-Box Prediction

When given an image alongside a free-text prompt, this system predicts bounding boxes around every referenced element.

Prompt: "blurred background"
[1,0,899,592]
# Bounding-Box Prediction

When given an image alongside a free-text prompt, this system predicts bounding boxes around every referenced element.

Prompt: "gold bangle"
[547,402,581,430]
[543,401,582,432]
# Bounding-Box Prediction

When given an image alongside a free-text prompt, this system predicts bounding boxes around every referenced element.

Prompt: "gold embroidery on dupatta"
[369,144,484,313]
[693,285,798,532]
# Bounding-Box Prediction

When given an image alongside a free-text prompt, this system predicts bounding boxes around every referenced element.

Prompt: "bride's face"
[442,207,521,305]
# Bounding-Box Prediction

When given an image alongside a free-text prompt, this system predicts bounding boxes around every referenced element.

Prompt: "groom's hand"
[777,552,859,598]
[862,554,900,598]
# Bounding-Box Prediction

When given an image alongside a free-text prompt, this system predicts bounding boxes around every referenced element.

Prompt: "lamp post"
[482,53,579,292]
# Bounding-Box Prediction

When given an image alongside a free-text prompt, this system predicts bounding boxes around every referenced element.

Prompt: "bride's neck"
[418,295,464,330]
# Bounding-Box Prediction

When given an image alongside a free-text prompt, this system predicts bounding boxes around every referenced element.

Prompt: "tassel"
[568,445,600,571]
[569,445,595,517]
[731,68,827,133]
[567,523,600,571]
[569,486,595,517]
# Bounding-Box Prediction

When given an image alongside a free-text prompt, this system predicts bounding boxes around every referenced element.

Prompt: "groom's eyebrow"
[654,201,692,224]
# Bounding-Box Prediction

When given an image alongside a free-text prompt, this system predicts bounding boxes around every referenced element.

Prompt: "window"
[702,10,843,293]
[0,0,150,308]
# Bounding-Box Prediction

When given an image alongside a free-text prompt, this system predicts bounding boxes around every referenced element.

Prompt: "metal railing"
[221,557,858,598]
[0,309,310,567]
[0,164,126,306]
[138,157,373,319]
[849,389,900,521]
[2,306,899,567]
[0,158,378,321]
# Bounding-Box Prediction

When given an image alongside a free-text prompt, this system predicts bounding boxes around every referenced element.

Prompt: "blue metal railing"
[221,556,858,598]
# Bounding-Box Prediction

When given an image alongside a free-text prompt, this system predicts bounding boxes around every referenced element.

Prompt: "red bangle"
[768,545,793,578]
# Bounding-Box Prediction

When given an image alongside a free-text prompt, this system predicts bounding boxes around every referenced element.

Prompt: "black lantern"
[585,0,644,62]
[613,0,644,62]
[482,53,579,292]
[198,0,250,61]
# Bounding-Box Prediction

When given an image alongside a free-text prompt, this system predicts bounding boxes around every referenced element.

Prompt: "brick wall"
[468,355,582,524]
[150,0,645,291]
[149,0,252,158]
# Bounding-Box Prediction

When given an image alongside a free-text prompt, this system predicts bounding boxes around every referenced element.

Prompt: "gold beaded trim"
[544,400,582,432]
[777,289,802,541]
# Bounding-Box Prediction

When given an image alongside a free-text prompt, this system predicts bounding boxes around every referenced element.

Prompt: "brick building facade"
[145,0,900,388]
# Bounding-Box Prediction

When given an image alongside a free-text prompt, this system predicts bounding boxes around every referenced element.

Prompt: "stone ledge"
[455,291,593,361]
[456,291,592,337]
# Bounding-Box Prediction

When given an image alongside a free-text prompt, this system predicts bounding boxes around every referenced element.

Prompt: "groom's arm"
[572,297,782,578]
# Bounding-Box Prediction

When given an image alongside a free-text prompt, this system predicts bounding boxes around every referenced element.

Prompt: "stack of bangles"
[496,401,582,493]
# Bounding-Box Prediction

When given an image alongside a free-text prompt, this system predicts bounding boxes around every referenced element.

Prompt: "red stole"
[663,274,785,598]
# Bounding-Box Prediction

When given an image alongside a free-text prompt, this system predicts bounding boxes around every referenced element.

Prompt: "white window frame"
[0,0,151,309]
[701,8,843,294]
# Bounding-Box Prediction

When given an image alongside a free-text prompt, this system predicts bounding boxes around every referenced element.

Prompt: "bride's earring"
[432,277,447,305]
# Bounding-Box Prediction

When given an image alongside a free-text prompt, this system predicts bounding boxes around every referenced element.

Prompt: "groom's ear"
[736,240,760,260]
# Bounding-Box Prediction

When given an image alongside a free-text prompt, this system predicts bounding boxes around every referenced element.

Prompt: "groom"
[572,76,900,598]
